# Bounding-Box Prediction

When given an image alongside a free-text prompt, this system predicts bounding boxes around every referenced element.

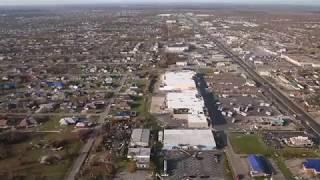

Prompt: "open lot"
[0,130,82,179]
[229,132,270,155]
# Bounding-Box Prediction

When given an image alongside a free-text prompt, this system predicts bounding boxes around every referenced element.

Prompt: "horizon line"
[0,2,320,7]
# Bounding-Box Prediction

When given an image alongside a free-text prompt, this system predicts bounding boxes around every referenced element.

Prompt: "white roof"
[163,129,216,149]
[167,90,204,113]
[160,70,208,126]
[160,71,196,91]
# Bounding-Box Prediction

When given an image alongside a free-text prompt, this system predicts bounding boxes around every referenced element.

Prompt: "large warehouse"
[159,71,196,91]
[161,129,216,150]
[159,70,209,128]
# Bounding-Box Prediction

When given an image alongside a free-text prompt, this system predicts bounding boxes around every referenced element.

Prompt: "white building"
[159,70,209,128]
[161,129,216,150]
[159,71,196,91]
[176,61,188,66]
[165,46,189,53]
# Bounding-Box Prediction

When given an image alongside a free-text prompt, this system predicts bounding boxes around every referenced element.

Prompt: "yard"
[229,133,270,156]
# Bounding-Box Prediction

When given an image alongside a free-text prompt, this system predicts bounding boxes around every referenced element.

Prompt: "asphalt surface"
[194,73,227,126]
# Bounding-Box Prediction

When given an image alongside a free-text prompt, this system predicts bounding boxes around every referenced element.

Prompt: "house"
[127,148,151,169]
[45,81,64,89]
[75,121,93,128]
[0,119,9,129]
[59,117,76,125]
[303,159,320,175]
[18,117,38,128]
[36,103,55,113]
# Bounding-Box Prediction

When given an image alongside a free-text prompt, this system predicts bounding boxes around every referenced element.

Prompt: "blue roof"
[0,82,16,89]
[247,154,272,175]
[46,81,64,88]
[304,159,320,172]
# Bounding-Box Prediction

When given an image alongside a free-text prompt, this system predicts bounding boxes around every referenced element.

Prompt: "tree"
[127,161,137,173]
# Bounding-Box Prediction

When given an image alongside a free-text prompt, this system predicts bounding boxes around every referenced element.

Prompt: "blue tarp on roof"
[45,81,64,88]
[0,82,16,89]
[247,154,272,175]
[116,111,130,116]
[304,159,320,173]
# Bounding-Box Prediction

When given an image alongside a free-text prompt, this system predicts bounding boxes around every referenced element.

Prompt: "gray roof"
[130,128,150,146]
[164,151,225,180]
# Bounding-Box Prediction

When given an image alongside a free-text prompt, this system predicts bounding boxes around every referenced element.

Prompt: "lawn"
[280,147,320,159]
[229,133,270,156]
[38,116,60,131]
[0,130,82,179]
[272,154,294,179]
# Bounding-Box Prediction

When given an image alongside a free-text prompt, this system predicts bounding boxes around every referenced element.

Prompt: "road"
[65,73,128,180]
[64,138,95,180]
[184,14,320,138]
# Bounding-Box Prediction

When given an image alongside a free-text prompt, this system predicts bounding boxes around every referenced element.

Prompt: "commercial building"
[161,129,216,150]
[247,154,272,177]
[166,90,208,128]
[159,71,196,91]
[303,159,320,175]
[159,71,209,128]
[130,128,150,147]
[127,148,151,169]
[163,151,224,179]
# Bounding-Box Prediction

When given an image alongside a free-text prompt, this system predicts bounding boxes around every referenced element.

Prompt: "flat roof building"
[161,129,216,150]
[127,148,151,169]
[159,71,196,91]
[163,151,224,179]
[130,128,150,147]
[160,71,209,128]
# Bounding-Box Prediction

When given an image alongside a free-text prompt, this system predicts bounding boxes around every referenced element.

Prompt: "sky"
[0,0,319,6]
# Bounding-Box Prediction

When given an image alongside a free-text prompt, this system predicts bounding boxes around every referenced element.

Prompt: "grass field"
[280,147,320,159]
[0,128,82,179]
[229,133,271,156]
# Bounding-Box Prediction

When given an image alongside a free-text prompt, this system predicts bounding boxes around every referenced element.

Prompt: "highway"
[185,14,320,138]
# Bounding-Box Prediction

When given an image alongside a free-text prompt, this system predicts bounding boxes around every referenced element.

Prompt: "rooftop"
[163,129,216,150]
[130,128,150,147]
[159,71,196,91]
[247,154,272,176]
[164,151,224,180]
[303,159,320,173]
